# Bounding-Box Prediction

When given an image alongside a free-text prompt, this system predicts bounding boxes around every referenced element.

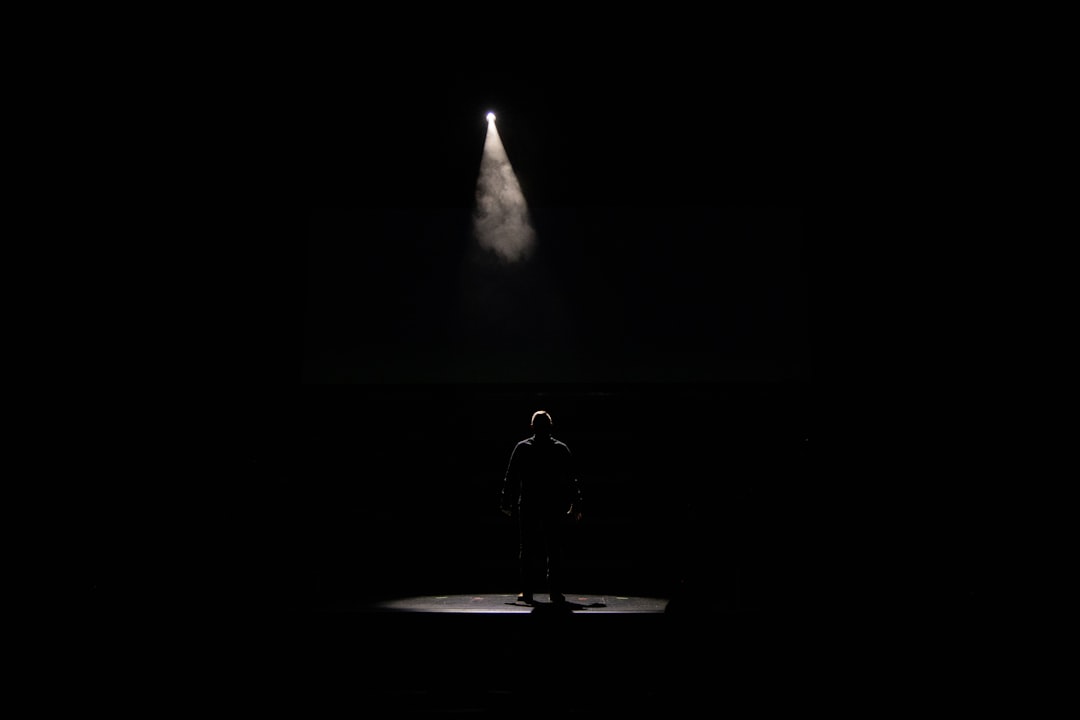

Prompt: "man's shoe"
[517,593,534,604]
[549,592,565,603]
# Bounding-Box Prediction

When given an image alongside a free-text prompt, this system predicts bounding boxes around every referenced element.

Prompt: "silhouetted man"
[500,410,583,604]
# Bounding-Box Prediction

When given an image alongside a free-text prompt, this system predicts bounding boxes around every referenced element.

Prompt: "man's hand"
[500,507,512,517]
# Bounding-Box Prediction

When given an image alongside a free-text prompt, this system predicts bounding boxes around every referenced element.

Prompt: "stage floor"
[321,592,669,614]
[286,590,719,713]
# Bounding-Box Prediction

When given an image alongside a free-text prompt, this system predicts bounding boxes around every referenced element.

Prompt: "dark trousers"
[518,511,566,596]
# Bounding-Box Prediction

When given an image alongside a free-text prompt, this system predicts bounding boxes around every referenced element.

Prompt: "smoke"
[473,118,535,263]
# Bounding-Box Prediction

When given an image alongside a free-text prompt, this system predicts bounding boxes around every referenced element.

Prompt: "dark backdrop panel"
[242,381,810,611]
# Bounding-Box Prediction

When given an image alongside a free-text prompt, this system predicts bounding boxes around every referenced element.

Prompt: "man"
[500,410,584,604]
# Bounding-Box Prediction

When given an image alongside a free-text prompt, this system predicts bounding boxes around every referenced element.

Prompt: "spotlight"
[486,112,496,122]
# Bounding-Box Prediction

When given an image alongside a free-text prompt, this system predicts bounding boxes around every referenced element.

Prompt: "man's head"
[531,410,553,436]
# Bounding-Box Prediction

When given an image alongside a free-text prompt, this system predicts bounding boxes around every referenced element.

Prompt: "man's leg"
[518,516,538,603]
[545,519,565,603]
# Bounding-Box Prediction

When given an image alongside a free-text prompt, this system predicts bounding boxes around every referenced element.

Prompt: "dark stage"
[290,589,766,713]
[85,60,823,714]
[278,382,809,612]
[77,382,812,711]
[233,382,811,711]
[71,44,1020,715]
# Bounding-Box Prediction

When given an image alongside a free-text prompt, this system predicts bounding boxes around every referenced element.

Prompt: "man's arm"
[500,444,518,516]
[569,478,583,521]
[566,446,583,521]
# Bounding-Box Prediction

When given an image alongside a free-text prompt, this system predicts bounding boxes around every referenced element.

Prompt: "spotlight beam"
[473,110,535,263]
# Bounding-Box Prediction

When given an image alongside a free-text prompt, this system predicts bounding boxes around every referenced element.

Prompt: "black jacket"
[501,434,583,518]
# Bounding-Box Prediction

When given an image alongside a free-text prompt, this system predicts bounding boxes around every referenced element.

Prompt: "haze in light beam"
[473,114,535,263]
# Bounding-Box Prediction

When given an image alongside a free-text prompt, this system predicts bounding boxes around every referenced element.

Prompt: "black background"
[92,45,821,619]
[67,22,1022,717]
[290,61,808,611]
